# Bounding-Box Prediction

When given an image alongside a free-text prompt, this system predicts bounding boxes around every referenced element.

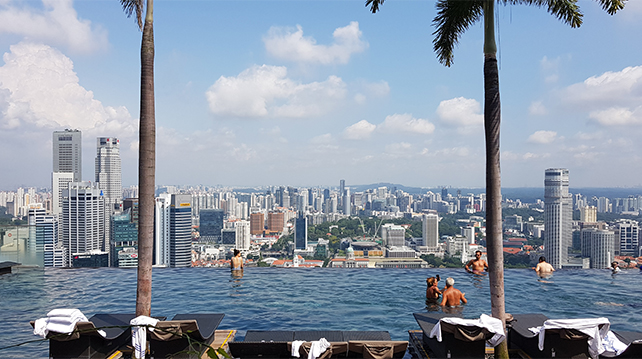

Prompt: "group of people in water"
[427,251,560,307]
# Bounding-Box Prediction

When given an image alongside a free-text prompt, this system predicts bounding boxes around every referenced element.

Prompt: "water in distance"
[1,267,641,358]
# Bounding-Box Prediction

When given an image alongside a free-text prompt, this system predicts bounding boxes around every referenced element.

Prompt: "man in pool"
[440,277,467,307]
[534,256,554,277]
[231,249,244,271]
[465,251,488,274]
[611,261,621,273]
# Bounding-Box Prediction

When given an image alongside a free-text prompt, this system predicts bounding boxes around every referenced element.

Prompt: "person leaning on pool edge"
[231,249,243,271]
[465,250,488,273]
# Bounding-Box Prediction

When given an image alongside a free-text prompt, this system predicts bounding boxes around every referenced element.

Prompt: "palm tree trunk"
[136,0,155,318]
[483,1,508,358]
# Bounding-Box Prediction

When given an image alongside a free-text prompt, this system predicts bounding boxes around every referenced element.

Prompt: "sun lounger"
[347,340,408,359]
[31,313,137,359]
[148,313,224,359]
[228,330,295,358]
[507,314,613,359]
[413,312,503,359]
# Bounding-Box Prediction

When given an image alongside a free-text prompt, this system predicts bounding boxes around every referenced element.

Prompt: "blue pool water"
[1,267,641,358]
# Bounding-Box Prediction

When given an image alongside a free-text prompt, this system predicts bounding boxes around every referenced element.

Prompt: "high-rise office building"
[544,168,572,269]
[614,219,639,256]
[267,212,285,233]
[154,194,171,267]
[342,188,351,216]
[61,182,105,267]
[423,214,439,248]
[381,223,405,247]
[52,129,81,215]
[235,220,251,250]
[95,137,122,206]
[295,214,307,250]
[110,210,138,267]
[250,212,264,235]
[199,209,225,242]
[169,194,192,267]
[581,228,615,269]
[53,129,82,182]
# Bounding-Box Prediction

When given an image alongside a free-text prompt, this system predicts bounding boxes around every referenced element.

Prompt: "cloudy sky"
[1,0,642,190]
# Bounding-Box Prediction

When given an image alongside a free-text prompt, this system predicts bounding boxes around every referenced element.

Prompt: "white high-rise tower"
[544,168,572,269]
[52,129,82,215]
[95,137,122,206]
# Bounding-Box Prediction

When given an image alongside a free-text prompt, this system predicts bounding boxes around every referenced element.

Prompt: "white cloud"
[529,101,547,116]
[205,64,347,118]
[379,113,435,134]
[540,56,561,83]
[343,120,376,140]
[589,106,642,126]
[0,0,108,54]
[528,130,558,144]
[0,42,135,136]
[564,66,642,109]
[436,97,483,134]
[384,142,413,158]
[263,21,368,65]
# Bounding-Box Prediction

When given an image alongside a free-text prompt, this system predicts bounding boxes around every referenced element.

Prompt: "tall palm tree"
[120,0,155,317]
[367,0,625,357]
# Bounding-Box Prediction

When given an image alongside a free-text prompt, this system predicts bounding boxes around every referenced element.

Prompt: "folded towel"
[291,340,305,357]
[130,315,159,359]
[429,314,505,347]
[537,318,610,358]
[308,338,331,359]
[33,309,89,338]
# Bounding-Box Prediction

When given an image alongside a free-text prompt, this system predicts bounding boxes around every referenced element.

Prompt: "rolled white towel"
[33,309,89,338]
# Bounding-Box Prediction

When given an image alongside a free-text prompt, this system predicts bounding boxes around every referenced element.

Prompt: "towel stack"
[33,309,89,338]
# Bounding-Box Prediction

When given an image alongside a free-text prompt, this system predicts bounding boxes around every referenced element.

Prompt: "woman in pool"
[426,276,442,303]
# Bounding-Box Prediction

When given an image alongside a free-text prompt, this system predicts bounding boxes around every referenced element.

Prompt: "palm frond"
[503,0,582,28]
[432,0,484,67]
[366,0,385,13]
[594,0,627,15]
[120,0,144,30]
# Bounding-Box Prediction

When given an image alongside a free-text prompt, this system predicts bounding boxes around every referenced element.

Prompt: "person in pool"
[534,256,555,277]
[426,276,442,303]
[441,277,467,307]
[611,261,621,273]
[231,249,244,271]
[465,251,488,274]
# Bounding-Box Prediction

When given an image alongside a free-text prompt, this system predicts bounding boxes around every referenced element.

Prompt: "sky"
[1,0,642,190]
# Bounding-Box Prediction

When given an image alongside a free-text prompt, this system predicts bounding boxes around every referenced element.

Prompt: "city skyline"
[1,1,642,189]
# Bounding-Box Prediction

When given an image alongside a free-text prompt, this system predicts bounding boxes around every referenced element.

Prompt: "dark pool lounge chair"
[31,313,137,359]
[229,330,406,359]
[414,312,495,359]
[507,313,613,359]
[147,313,224,359]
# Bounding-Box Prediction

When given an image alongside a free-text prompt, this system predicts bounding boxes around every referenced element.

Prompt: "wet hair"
[446,277,454,287]
[475,250,482,255]
[539,256,546,262]
[427,277,437,286]
[612,261,618,266]
[234,249,240,256]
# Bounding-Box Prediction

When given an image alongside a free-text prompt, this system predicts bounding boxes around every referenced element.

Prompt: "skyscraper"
[295,213,307,250]
[52,129,82,215]
[95,137,122,206]
[53,129,82,182]
[169,194,192,268]
[250,212,264,235]
[614,219,639,256]
[544,168,572,269]
[199,209,225,242]
[154,194,171,267]
[61,182,105,267]
[423,214,439,248]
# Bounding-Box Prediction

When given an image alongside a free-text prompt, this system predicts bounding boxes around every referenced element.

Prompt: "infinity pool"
[1,267,640,358]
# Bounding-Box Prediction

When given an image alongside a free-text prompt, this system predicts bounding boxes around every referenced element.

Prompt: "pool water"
[1,267,640,358]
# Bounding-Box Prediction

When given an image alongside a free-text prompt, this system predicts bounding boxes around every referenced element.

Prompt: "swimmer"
[426,276,442,303]
[440,277,467,307]
[611,261,621,273]
[465,251,488,274]
[231,249,244,271]
[534,256,554,278]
